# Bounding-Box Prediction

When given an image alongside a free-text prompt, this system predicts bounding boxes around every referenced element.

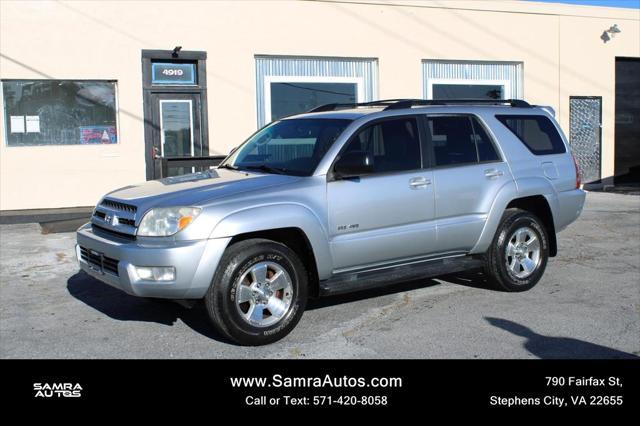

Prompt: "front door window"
[159,99,195,176]
[160,100,194,158]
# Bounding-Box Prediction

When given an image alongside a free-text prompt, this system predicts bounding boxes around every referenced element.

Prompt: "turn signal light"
[178,216,194,231]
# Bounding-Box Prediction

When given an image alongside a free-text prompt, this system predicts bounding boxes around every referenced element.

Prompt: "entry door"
[151,93,203,178]
[614,58,640,184]
[569,96,602,184]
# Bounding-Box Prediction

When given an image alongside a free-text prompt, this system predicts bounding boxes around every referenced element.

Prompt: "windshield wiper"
[217,163,239,170]
[240,165,289,175]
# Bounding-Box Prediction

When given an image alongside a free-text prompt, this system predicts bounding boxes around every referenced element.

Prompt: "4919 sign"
[151,62,195,85]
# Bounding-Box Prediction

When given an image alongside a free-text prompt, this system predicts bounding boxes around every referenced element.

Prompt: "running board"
[319,255,483,296]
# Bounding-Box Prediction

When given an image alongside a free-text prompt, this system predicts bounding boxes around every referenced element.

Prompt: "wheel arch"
[228,227,321,297]
[210,204,332,296]
[471,178,558,257]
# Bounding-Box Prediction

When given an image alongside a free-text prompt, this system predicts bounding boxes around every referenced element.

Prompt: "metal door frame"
[142,49,209,180]
[569,95,602,182]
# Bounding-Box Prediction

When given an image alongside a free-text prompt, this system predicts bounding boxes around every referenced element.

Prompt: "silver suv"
[76,99,586,345]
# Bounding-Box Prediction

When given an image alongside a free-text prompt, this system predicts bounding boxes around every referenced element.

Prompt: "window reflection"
[2,80,118,146]
[270,82,357,121]
[433,84,504,100]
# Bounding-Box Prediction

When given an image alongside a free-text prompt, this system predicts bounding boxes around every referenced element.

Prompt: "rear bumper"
[76,223,230,299]
[555,188,586,232]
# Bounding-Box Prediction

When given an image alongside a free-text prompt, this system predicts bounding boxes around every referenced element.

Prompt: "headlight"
[137,207,201,237]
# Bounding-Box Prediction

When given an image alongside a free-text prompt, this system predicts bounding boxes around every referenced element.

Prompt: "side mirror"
[334,150,374,179]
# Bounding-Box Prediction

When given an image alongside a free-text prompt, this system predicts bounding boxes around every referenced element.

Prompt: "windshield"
[221,118,351,176]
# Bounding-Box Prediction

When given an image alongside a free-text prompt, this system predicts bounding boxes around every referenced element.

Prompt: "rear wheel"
[484,208,549,292]
[204,238,308,345]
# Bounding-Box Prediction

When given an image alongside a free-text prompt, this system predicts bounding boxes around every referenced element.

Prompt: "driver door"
[327,116,436,271]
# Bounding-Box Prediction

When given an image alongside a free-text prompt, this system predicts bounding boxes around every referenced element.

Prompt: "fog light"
[134,266,175,282]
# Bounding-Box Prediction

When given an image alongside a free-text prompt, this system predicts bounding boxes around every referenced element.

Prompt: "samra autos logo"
[33,383,83,398]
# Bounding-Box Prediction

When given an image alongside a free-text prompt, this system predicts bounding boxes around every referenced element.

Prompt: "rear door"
[327,116,436,271]
[427,115,510,252]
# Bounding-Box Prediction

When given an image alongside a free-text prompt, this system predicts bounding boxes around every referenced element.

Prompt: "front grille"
[79,246,119,276]
[93,210,135,227]
[100,199,137,214]
[92,224,137,241]
[118,218,136,226]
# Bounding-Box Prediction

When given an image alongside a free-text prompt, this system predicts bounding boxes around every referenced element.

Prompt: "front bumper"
[76,223,230,299]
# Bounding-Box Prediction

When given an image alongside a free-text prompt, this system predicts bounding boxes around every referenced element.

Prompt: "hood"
[103,168,300,211]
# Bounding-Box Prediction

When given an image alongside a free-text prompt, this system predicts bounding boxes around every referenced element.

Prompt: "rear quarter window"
[496,115,566,155]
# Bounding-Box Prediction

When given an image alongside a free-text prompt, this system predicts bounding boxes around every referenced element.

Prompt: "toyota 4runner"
[76,99,586,345]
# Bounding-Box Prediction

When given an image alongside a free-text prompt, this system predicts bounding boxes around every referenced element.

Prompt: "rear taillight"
[572,153,581,188]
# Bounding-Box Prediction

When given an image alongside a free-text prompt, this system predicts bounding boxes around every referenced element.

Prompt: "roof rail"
[307,99,411,113]
[307,98,532,113]
[385,99,532,110]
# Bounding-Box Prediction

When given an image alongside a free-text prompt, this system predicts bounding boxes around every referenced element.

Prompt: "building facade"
[1,0,638,212]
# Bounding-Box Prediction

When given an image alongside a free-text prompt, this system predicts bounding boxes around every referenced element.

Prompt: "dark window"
[496,115,566,155]
[270,82,357,122]
[432,84,504,100]
[427,116,478,166]
[225,118,351,176]
[2,80,118,146]
[345,117,421,173]
[471,117,500,162]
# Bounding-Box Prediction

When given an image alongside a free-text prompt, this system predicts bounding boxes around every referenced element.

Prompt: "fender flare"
[209,203,333,279]
[470,177,558,254]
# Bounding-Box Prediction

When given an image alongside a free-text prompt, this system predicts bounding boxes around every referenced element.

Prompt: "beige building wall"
[1,0,638,210]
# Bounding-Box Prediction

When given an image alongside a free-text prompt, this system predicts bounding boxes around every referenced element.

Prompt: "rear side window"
[496,115,566,155]
[426,116,500,167]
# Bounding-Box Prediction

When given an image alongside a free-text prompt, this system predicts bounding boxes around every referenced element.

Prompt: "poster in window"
[10,116,25,133]
[79,126,117,144]
[25,116,40,133]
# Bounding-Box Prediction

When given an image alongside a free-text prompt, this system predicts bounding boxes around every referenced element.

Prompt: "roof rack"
[308,98,531,113]
[307,99,412,113]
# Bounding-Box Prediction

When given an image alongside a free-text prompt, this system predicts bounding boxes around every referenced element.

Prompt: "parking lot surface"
[1,192,638,359]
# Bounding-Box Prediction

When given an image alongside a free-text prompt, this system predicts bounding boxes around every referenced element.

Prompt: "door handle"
[484,169,504,178]
[409,177,431,189]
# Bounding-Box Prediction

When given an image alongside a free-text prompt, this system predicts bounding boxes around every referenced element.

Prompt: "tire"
[483,208,549,292]
[204,238,308,345]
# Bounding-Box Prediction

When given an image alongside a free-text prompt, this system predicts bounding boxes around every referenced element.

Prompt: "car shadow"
[306,277,442,310]
[67,269,532,345]
[307,268,498,310]
[66,272,232,344]
[486,317,639,359]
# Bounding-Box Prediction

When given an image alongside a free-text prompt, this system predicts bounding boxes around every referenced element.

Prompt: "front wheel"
[204,238,308,345]
[483,208,549,292]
